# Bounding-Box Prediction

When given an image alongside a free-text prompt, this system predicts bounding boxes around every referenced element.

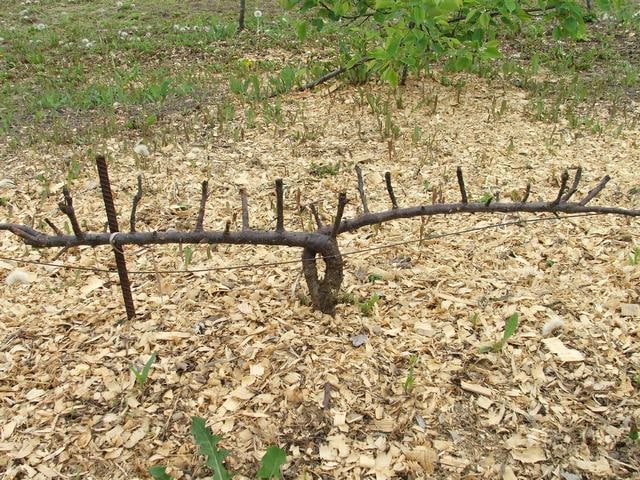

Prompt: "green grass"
[0,0,309,145]
[477,8,640,131]
[1,0,638,147]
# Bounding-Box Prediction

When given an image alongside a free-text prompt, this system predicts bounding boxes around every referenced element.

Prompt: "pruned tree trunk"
[238,0,246,32]
[302,240,344,316]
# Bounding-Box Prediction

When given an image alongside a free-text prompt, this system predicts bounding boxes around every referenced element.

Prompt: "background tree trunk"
[238,0,246,32]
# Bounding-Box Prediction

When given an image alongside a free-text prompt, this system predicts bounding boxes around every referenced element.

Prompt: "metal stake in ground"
[95,155,136,319]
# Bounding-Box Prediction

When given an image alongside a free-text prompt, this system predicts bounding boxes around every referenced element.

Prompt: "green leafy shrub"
[281,0,607,86]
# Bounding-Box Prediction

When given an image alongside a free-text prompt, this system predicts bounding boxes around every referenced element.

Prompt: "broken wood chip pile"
[0,77,639,478]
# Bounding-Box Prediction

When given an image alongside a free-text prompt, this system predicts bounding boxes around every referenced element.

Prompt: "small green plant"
[129,352,157,388]
[309,162,339,177]
[366,273,383,282]
[358,293,380,316]
[66,157,82,182]
[182,245,194,269]
[403,354,418,394]
[629,246,640,265]
[479,192,494,205]
[480,313,520,353]
[149,416,287,480]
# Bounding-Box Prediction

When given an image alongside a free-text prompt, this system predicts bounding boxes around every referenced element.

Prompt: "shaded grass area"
[0,0,292,145]
[481,10,640,132]
[0,0,638,148]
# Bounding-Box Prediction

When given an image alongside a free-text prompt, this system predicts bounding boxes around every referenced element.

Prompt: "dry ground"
[1,73,639,479]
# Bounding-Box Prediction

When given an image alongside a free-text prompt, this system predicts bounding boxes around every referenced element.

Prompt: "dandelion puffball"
[254,10,263,18]
[133,143,150,156]
[6,269,33,286]
[542,317,565,337]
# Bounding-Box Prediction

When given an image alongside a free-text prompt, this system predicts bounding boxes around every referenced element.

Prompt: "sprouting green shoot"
[256,445,287,479]
[403,354,419,394]
[129,352,157,388]
[480,313,519,353]
[359,293,380,316]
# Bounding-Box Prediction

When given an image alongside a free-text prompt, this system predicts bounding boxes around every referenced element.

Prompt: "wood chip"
[460,381,493,397]
[542,338,585,362]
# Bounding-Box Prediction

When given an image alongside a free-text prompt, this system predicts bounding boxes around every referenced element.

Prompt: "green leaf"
[295,20,307,41]
[504,0,517,12]
[562,16,579,36]
[130,352,156,387]
[380,66,399,86]
[191,416,232,480]
[478,12,490,28]
[256,446,287,479]
[374,0,396,9]
[140,352,157,381]
[310,17,324,30]
[501,313,519,343]
[149,466,174,480]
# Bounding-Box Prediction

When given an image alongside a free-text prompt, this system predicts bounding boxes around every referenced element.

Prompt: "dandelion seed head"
[133,143,150,157]
[6,269,33,286]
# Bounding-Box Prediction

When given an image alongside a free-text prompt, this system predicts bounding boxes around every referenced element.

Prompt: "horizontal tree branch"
[0,225,333,251]
[328,200,640,235]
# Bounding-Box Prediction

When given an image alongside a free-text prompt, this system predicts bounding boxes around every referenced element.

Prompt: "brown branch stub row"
[385,172,399,209]
[1,165,638,318]
[130,175,143,233]
[355,164,370,213]
[195,180,209,232]
[275,178,284,232]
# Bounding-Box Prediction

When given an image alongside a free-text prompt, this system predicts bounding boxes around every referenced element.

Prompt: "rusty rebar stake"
[95,155,136,320]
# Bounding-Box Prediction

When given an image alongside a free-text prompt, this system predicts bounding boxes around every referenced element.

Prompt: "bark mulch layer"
[1,76,639,479]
